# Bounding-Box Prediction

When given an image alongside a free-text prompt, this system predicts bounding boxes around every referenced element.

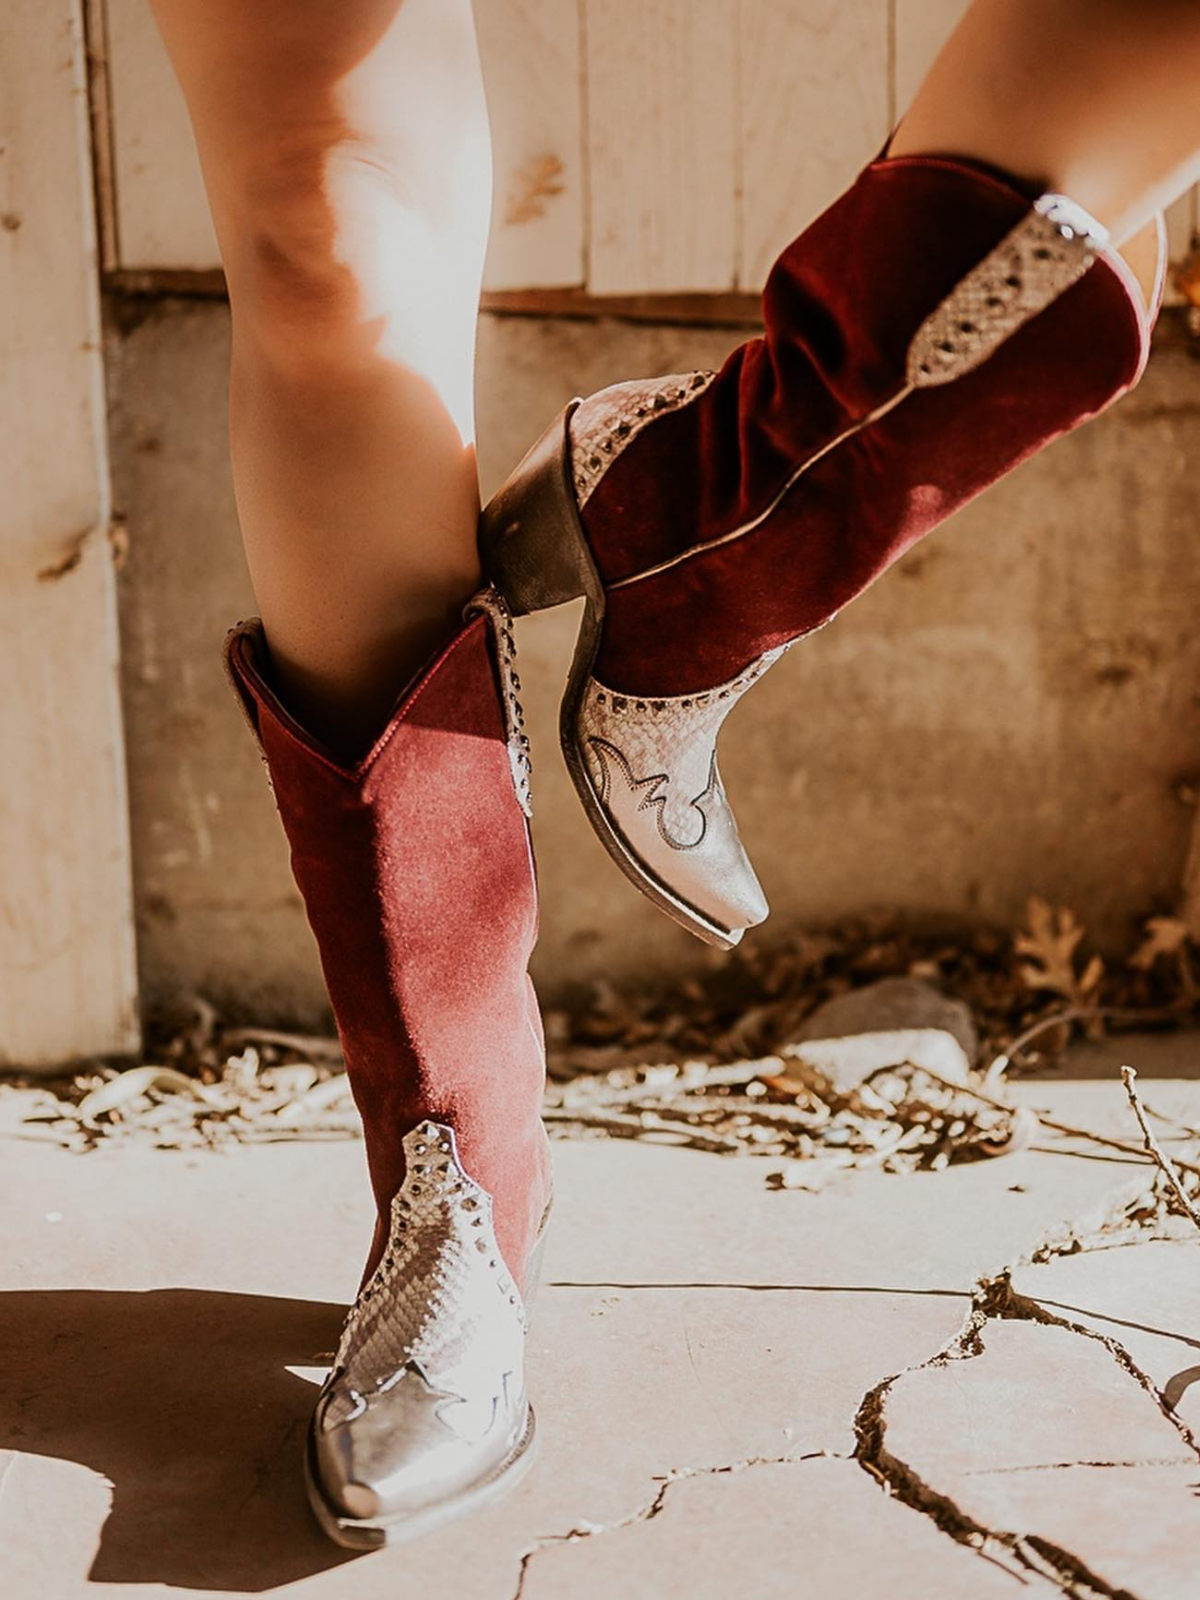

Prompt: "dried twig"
[1120,1064,1200,1234]
[983,1003,1183,1079]
[917,1064,1200,1180]
[222,1027,343,1061]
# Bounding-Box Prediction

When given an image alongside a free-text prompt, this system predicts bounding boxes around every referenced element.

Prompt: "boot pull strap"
[908,193,1108,387]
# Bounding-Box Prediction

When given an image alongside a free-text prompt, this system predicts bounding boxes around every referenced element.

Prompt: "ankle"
[261,596,477,764]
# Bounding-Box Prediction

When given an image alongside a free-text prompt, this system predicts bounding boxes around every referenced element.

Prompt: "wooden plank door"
[0,0,139,1066]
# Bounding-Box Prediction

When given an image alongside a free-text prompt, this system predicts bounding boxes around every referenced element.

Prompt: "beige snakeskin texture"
[570,370,715,509]
[908,193,1108,387]
[465,587,533,819]
[579,646,787,851]
[322,1121,526,1433]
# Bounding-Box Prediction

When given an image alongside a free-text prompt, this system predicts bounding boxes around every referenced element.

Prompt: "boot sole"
[479,403,741,951]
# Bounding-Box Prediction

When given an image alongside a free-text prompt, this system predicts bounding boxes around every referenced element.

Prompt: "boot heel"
[480,403,598,616]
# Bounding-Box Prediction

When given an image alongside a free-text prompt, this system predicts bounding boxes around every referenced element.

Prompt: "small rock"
[797,978,978,1058]
[786,978,977,1093]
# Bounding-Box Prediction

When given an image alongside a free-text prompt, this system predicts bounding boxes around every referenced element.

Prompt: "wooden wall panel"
[739,0,889,290]
[478,0,585,289]
[0,0,139,1065]
[893,0,968,116]
[585,0,738,294]
[101,0,1200,295]
[104,0,585,285]
[106,0,217,269]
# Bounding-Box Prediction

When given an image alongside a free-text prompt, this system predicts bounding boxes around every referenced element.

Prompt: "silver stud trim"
[466,586,533,819]
[570,371,715,509]
[908,192,1108,387]
[323,1119,527,1430]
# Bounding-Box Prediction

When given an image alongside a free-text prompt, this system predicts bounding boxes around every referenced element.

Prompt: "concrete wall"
[107,301,1200,1022]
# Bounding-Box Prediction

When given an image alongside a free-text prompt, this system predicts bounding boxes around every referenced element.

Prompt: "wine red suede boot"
[225,589,551,1548]
[480,154,1161,951]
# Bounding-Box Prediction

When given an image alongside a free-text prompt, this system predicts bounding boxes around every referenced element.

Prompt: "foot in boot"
[225,592,552,1545]
[305,1121,550,1548]
[480,156,1157,949]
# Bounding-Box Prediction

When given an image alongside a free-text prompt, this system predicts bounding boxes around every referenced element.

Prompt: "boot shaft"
[225,596,549,1283]
[578,157,1154,691]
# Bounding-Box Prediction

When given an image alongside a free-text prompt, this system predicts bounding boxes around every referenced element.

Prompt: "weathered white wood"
[893,0,969,116]
[478,0,585,289]
[585,0,738,294]
[0,0,139,1065]
[105,0,586,285]
[739,0,889,291]
[105,0,217,269]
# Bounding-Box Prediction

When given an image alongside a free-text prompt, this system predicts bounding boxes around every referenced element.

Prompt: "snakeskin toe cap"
[572,649,788,943]
[307,1121,536,1545]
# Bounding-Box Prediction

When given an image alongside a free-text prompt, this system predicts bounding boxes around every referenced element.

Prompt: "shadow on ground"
[0,1288,354,1590]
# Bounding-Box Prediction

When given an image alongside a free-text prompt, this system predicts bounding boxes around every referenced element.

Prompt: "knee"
[219,136,433,380]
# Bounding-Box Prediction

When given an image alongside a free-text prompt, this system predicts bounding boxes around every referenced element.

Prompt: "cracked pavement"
[1,1033,1198,1599]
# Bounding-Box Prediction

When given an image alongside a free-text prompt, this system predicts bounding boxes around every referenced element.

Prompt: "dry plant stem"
[917,1066,1200,1181]
[221,1027,344,1060]
[541,1106,742,1155]
[1120,1065,1200,1234]
[985,1003,1186,1079]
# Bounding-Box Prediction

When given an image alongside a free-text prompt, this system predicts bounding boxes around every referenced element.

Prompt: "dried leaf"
[1014,897,1103,1002]
[1177,242,1200,310]
[275,1073,353,1125]
[1130,915,1190,971]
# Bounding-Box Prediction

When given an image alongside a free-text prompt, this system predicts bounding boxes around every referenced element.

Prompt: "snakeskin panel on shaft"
[466,588,533,818]
[324,1121,527,1430]
[908,193,1108,386]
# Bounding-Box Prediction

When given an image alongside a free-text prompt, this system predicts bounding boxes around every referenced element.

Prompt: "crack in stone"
[516,1173,1194,1598]
[849,1174,1195,1600]
[851,1325,1150,1599]
[510,1451,835,1600]
[979,1272,1200,1465]
[965,1457,1194,1476]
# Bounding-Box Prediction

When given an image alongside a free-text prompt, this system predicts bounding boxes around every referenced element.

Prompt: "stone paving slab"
[1013,1239,1200,1435]
[1,1055,1197,1599]
[878,1288,1200,1598]
[518,1457,1025,1600]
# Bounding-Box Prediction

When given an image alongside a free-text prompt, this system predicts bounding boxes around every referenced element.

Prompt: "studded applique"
[467,587,533,819]
[569,371,715,509]
[322,1120,527,1431]
[908,193,1108,387]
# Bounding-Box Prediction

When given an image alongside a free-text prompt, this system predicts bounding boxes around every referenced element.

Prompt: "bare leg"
[148,0,491,754]
[891,0,1200,252]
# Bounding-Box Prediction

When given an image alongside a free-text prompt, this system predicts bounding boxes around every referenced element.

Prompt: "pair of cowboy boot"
[226,150,1159,1546]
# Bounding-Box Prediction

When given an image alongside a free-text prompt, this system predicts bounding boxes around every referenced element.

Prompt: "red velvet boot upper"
[225,596,551,1290]
[575,155,1153,696]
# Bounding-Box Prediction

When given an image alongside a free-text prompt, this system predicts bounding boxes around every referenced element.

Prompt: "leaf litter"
[4,900,1199,1217]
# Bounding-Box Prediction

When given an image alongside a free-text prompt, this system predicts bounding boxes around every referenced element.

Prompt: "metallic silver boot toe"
[565,649,788,948]
[305,1121,544,1549]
